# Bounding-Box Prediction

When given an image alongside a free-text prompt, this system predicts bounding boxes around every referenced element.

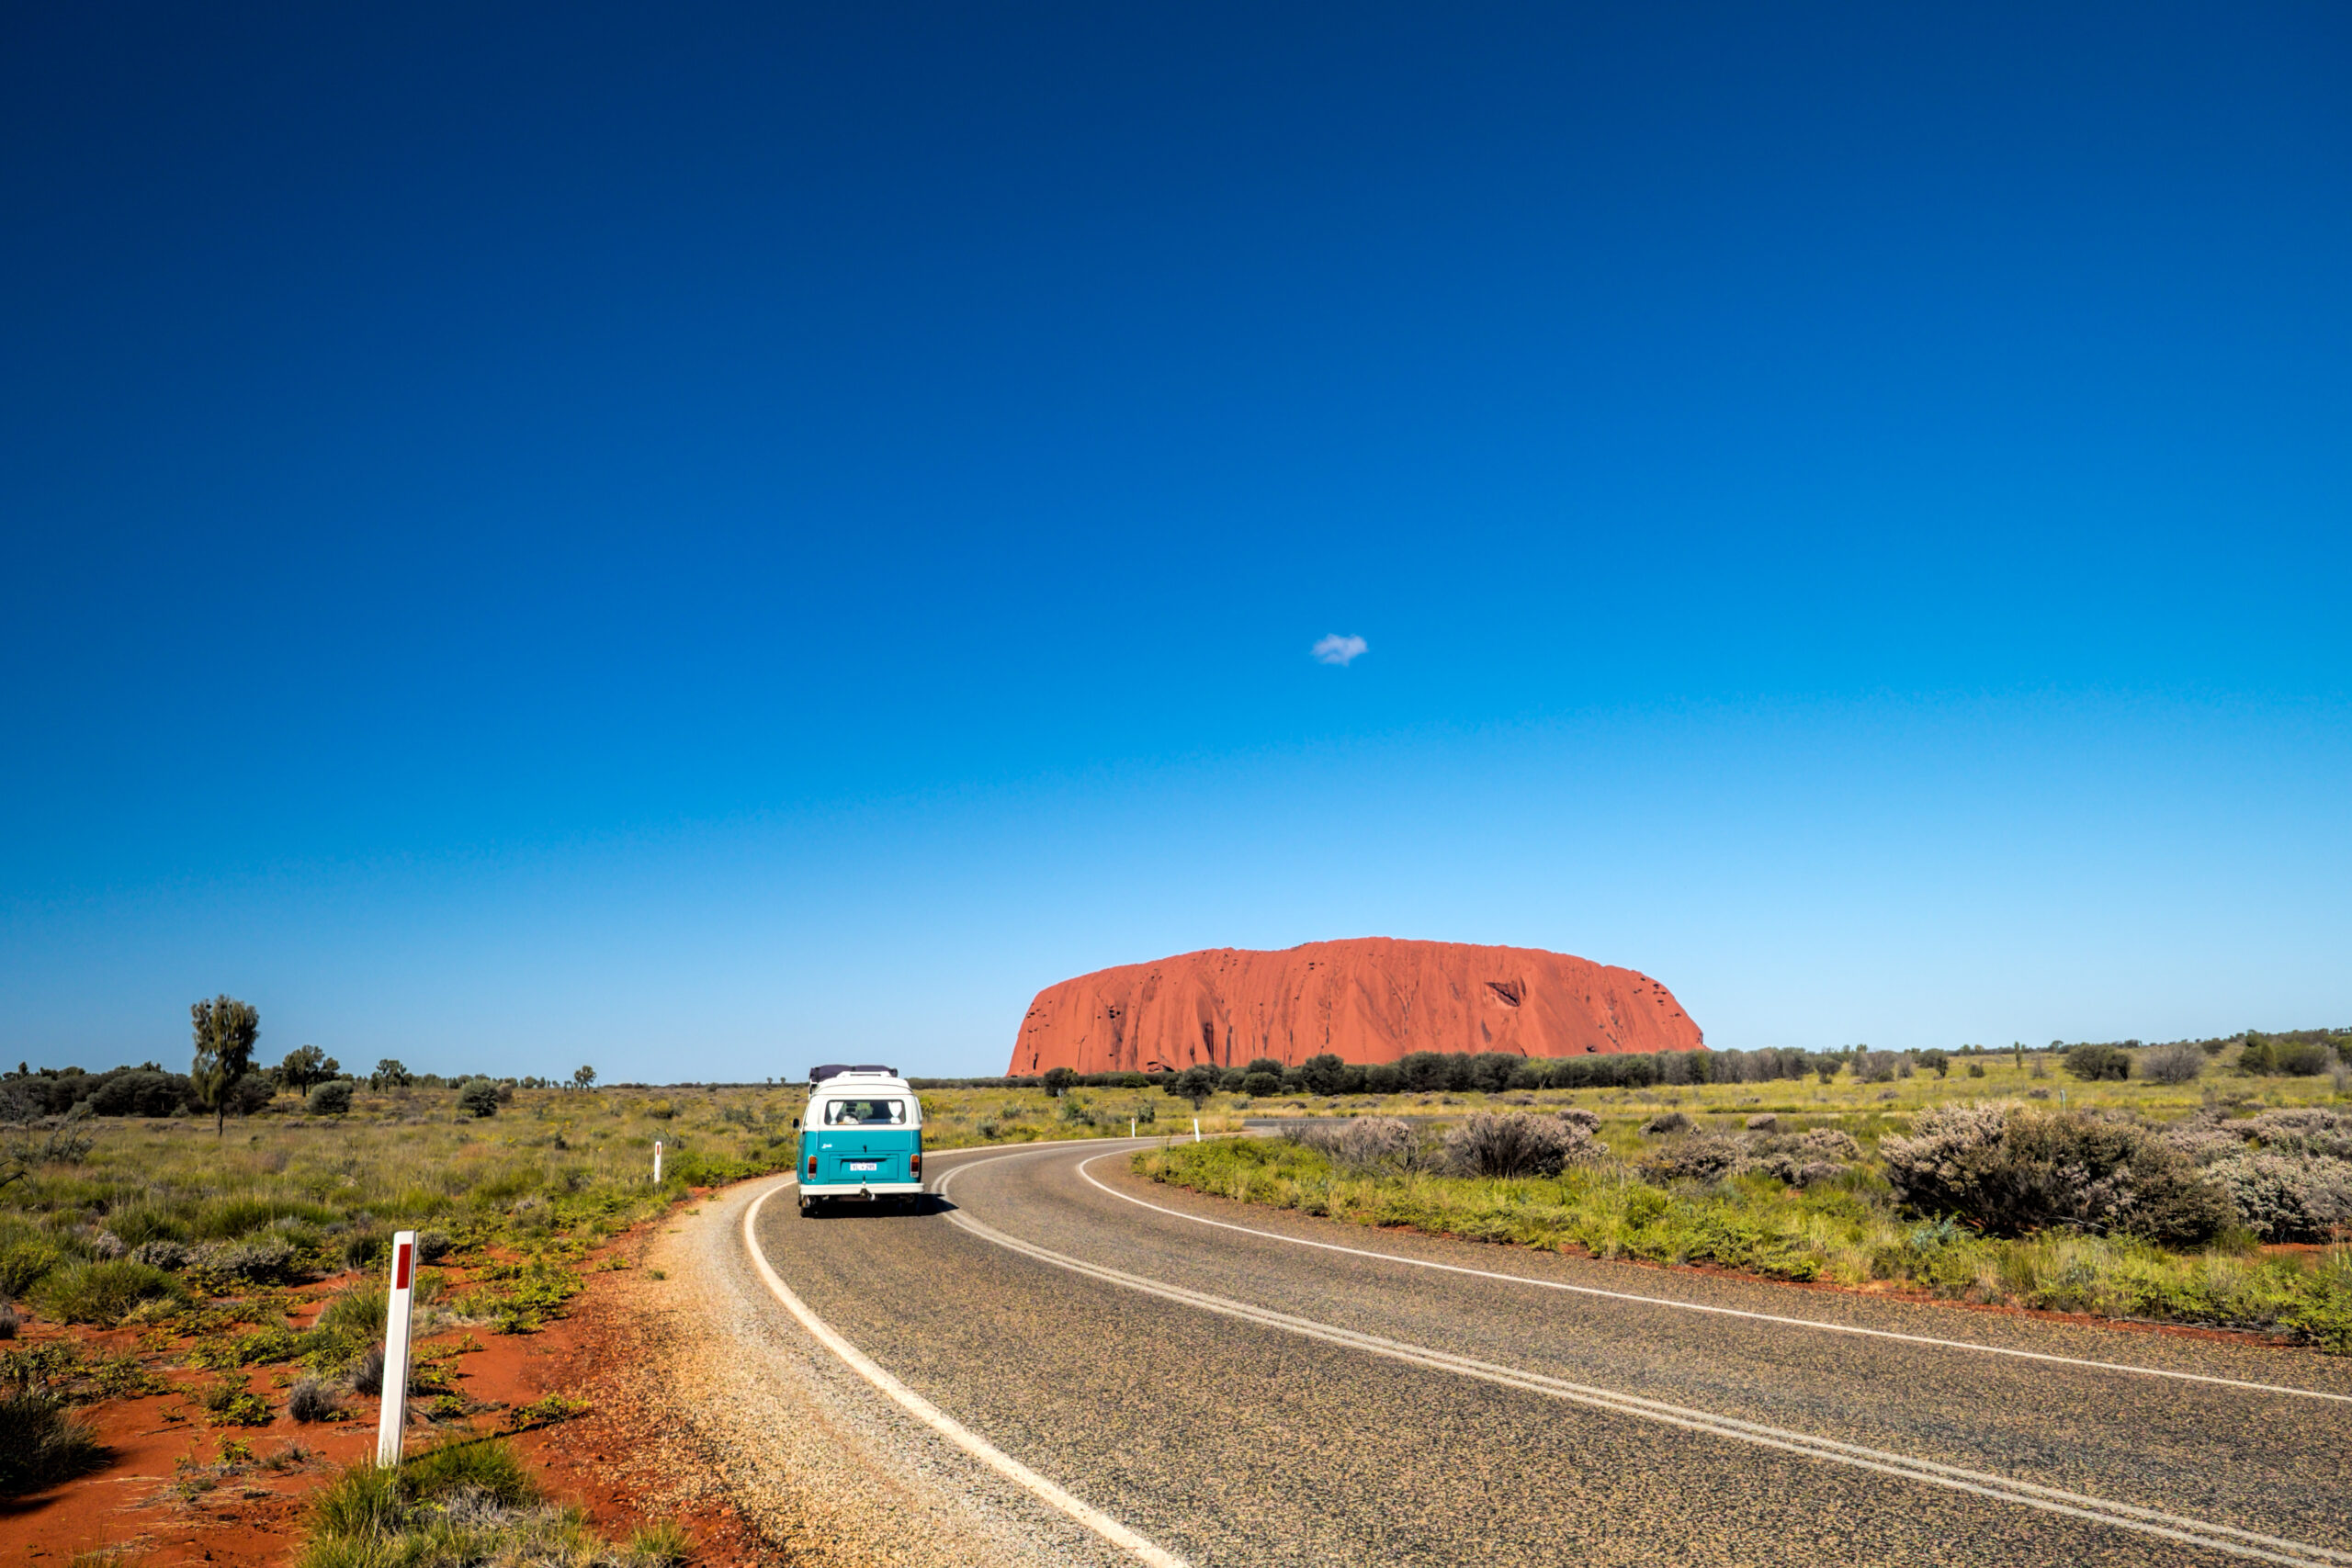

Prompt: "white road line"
[741,1179,1186,1568]
[1066,1150,2352,1405]
[932,1179,2350,1568]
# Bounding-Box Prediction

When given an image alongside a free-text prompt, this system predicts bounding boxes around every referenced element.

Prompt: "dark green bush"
[2234,1035,2333,1077]
[1396,1051,1450,1092]
[456,1079,500,1117]
[2064,1044,2132,1081]
[1240,1071,1282,1098]
[1299,1055,1351,1095]
[307,1080,354,1116]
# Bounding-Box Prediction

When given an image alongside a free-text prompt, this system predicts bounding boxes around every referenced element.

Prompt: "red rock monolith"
[1007,938,1702,1076]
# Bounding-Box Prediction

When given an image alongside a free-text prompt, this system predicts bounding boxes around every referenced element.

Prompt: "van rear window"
[821,1099,906,1125]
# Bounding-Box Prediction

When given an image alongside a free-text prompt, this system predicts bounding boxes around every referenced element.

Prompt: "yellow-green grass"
[1133,1043,2349,1347]
[1132,1056,2352,1354]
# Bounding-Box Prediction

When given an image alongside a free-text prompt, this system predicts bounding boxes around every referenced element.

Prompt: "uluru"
[1008,938,1703,1076]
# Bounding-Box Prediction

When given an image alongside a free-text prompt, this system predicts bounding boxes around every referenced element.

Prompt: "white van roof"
[808,1069,913,1090]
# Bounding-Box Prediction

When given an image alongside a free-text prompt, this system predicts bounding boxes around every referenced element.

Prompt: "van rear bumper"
[800,1181,923,1201]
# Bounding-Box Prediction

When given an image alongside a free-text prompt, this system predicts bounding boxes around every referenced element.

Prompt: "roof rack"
[808,1064,899,1084]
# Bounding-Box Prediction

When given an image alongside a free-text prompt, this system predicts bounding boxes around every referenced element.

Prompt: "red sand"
[2,1200,774,1568]
[1010,937,1703,1075]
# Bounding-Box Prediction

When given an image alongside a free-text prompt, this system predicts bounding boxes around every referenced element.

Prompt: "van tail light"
[806,1155,817,1179]
[910,1152,922,1178]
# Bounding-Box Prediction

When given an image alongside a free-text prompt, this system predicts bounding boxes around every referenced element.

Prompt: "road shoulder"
[637,1176,1120,1568]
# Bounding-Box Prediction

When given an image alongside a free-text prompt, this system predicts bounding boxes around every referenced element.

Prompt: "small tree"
[190,995,260,1137]
[1298,1053,1349,1096]
[571,1065,597,1091]
[457,1078,500,1117]
[1041,1066,1079,1097]
[1173,1065,1222,1109]
[277,1044,328,1094]
[371,1058,413,1090]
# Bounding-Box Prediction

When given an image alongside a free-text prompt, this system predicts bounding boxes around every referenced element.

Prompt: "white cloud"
[1311,633,1368,667]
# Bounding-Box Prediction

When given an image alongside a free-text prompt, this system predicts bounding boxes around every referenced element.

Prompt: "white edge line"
[1069,1151,2352,1405]
[937,1180,2348,1568]
[741,1178,1186,1568]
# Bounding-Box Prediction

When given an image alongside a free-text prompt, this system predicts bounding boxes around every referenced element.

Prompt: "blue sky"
[5,4,2346,1081]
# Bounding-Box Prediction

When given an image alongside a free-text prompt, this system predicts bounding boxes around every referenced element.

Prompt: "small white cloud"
[1312,633,1368,667]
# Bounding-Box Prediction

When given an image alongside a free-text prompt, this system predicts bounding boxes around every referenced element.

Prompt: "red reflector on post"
[392,1241,413,1291]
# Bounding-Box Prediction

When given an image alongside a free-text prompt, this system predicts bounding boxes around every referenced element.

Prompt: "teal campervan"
[797,1065,923,1214]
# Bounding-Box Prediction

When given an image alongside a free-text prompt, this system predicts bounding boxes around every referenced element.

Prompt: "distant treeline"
[14,1027,2339,1113]
[0,1059,556,1119]
[920,1043,1964,1097]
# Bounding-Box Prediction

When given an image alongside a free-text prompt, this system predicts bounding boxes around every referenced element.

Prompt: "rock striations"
[1007,938,1702,1077]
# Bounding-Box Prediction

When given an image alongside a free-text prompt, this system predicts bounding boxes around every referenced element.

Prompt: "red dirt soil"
[1010,937,1705,1076]
[3,1195,778,1568]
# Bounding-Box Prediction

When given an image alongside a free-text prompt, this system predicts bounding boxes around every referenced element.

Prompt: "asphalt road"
[746,1139,2352,1567]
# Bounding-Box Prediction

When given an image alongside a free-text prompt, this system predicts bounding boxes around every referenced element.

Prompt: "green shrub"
[1240,1072,1282,1098]
[0,1231,62,1297]
[456,1079,500,1118]
[306,1081,354,1116]
[307,1458,408,1538]
[317,1283,389,1340]
[105,1207,189,1249]
[402,1435,537,1505]
[33,1260,190,1325]
[0,1380,104,1495]
[2063,1044,2132,1082]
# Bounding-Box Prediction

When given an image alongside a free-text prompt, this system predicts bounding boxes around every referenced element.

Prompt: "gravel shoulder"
[639,1174,1136,1568]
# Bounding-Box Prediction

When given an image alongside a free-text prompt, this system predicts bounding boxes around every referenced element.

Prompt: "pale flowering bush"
[1442,1112,1600,1179]
[1878,1104,2227,1245]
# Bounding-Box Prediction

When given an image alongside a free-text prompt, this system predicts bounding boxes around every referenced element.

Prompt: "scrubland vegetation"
[1134,1036,2352,1351]
[0,1071,806,1568]
[298,1434,688,1568]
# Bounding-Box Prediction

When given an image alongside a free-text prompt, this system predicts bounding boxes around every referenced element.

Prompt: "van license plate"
[845,1161,879,1171]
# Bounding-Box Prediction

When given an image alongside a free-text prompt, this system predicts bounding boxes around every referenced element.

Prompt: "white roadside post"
[653,1140,663,1183]
[1193,1117,1201,1144]
[375,1230,417,1468]
[1130,1116,1136,1138]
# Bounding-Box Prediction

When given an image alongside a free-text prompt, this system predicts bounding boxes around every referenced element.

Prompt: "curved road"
[742,1139,2352,1567]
